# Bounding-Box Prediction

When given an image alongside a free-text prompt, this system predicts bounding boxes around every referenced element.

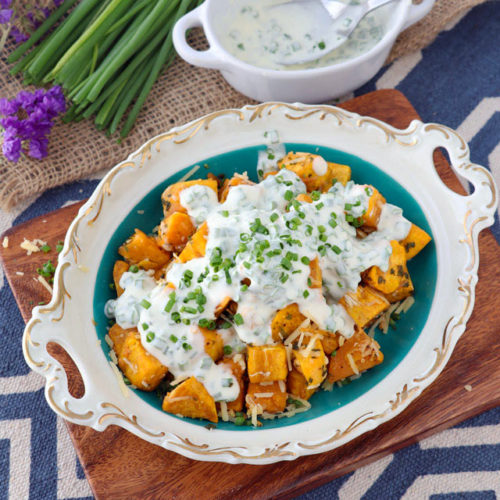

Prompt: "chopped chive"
[243,261,251,269]
[344,203,352,210]
[182,342,192,351]
[315,202,324,210]
[146,331,155,342]
[169,334,178,343]
[180,305,197,314]
[142,322,149,330]
[129,265,139,273]
[331,350,337,357]
[331,245,342,255]
[270,212,279,222]
[318,40,326,49]
[319,234,328,242]
[281,258,292,270]
[233,313,244,325]
[301,256,310,265]
[303,290,310,298]
[311,191,321,201]
[223,345,232,355]
[318,225,326,233]
[56,242,64,253]
[280,273,289,283]
[284,190,293,201]
[41,244,51,253]
[329,219,337,229]
[221,210,229,217]
[240,284,248,292]
[140,299,151,309]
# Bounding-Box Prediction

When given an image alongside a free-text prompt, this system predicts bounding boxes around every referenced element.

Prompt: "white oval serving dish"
[23,102,497,464]
[173,0,435,102]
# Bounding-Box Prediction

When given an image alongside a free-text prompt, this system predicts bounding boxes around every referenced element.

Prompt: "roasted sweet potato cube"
[292,338,328,389]
[162,376,218,423]
[118,229,171,270]
[113,260,129,296]
[161,179,218,218]
[400,223,431,260]
[108,323,132,357]
[309,257,322,288]
[118,331,168,391]
[219,176,253,202]
[382,274,414,303]
[297,326,339,355]
[218,356,246,412]
[247,345,288,383]
[246,381,287,414]
[362,186,386,228]
[329,162,351,186]
[157,212,195,252]
[214,296,231,316]
[278,152,349,192]
[287,368,316,400]
[177,221,208,263]
[327,330,384,383]
[340,285,390,328]
[200,328,223,362]
[363,241,409,295]
[271,303,306,342]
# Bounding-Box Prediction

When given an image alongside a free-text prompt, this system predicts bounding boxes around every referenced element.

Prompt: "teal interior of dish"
[93,144,437,430]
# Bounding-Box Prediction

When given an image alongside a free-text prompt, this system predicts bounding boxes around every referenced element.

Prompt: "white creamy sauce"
[217,0,390,70]
[106,156,411,403]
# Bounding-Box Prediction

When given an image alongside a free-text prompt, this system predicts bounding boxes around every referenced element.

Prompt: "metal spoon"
[274,0,396,65]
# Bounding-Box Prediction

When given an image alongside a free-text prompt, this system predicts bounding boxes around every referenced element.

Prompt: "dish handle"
[416,121,498,270]
[402,0,435,30]
[23,294,105,426]
[173,5,226,70]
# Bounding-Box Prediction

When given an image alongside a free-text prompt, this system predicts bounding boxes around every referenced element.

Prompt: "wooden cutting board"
[1,89,499,500]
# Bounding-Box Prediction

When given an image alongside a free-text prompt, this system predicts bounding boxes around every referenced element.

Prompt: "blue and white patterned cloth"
[0,3,499,498]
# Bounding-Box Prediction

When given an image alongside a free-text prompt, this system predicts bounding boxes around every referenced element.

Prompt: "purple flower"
[0,97,20,116]
[53,0,64,7]
[0,0,12,8]
[10,27,29,43]
[0,8,12,24]
[2,135,21,162]
[0,86,66,163]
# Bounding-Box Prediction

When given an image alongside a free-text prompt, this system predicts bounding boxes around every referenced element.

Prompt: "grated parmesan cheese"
[254,392,274,398]
[177,165,200,183]
[109,349,118,365]
[2,236,8,248]
[464,384,472,392]
[220,401,229,421]
[36,275,53,294]
[278,380,286,393]
[346,353,359,375]
[20,238,41,255]
[109,361,129,397]
[302,334,321,358]
[77,265,90,273]
[105,334,114,348]
[15,271,24,276]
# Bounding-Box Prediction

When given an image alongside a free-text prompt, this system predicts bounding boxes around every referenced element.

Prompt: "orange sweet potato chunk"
[117,331,168,391]
[247,345,288,383]
[108,323,132,357]
[400,223,431,260]
[200,328,223,362]
[327,330,384,383]
[278,152,350,192]
[308,257,322,288]
[361,186,386,228]
[287,368,316,401]
[157,212,195,252]
[219,176,254,202]
[271,303,306,342]
[363,241,409,295]
[118,229,171,270]
[162,376,218,423]
[246,381,287,414]
[177,221,208,263]
[340,285,390,329]
[112,260,129,296]
[292,338,328,390]
[161,179,218,218]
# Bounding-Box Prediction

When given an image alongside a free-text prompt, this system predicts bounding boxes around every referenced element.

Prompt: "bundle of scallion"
[8,0,202,138]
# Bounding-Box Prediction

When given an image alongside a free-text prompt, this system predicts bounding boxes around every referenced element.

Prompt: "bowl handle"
[173,5,226,70]
[402,0,435,30]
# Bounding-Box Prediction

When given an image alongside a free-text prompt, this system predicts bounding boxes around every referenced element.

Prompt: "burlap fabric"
[0,0,488,210]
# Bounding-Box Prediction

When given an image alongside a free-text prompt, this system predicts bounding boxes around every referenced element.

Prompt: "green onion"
[129,264,139,273]
[140,299,151,309]
[223,345,233,355]
[233,313,244,326]
[146,331,155,342]
[41,244,51,253]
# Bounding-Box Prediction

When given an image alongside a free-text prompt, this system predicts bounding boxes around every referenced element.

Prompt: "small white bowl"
[173,0,435,103]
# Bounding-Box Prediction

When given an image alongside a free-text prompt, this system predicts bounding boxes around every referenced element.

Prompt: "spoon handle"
[366,0,397,11]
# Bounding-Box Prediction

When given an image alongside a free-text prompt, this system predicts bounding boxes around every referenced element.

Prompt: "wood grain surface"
[1,89,499,500]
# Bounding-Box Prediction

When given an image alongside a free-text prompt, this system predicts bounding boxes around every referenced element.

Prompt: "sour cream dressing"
[106,164,411,403]
[217,0,389,71]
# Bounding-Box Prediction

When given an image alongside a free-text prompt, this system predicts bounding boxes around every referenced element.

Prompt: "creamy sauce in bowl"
[216,0,391,70]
